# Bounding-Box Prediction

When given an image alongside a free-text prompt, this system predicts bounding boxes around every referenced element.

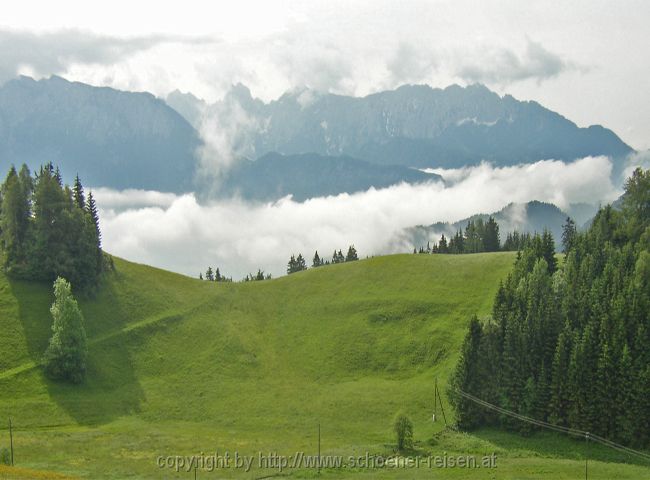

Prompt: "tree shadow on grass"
[10,274,145,426]
[472,427,650,470]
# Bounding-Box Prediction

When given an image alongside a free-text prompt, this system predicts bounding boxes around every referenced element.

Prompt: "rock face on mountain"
[0,76,200,191]
[184,83,633,173]
[218,152,441,201]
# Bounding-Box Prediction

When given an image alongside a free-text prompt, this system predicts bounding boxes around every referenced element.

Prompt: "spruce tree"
[73,174,85,210]
[483,216,500,252]
[449,316,484,429]
[346,245,358,261]
[438,234,448,253]
[561,217,577,254]
[622,168,650,241]
[549,327,572,426]
[0,166,31,270]
[312,251,321,267]
[287,255,297,274]
[296,253,307,271]
[615,344,634,444]
[541,230,557,274]
[85,191,102,275]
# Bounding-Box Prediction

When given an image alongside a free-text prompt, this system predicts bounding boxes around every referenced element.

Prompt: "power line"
[454,388,650,464]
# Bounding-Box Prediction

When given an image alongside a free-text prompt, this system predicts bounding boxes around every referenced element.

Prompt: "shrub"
[0,447,10,465]
[393,412,413,451]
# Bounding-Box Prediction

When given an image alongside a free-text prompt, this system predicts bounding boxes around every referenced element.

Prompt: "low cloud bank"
[95,157,620,279]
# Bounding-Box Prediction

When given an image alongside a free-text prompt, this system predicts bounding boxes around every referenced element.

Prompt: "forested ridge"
[451,168,650,448]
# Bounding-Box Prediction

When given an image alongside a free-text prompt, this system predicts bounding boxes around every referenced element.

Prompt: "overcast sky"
[1,0,649,149]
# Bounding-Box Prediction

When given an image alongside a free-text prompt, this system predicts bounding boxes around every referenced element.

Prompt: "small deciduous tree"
[43,277,88,383]
[393,412,414,451]
[0,447,10,466]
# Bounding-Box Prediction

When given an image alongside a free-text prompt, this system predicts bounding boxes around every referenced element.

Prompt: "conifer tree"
[438,234,448,253]
[541,230,557,274]
[287,255,297,274]
[549,327,573,426]
[483,216,500,252]
[346,245,358,261]
[0,166,31,269]
[615,344,634,444]
[449,316,485,429]
[73,174,85,210]
[312,250,321,267]
[296,253,307,271]
[561,217,577,254]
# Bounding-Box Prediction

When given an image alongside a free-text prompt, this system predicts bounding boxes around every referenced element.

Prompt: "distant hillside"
[0,76,200,192]
[405,200,570,249]
[219,152,441,201]
[178,83,633,174]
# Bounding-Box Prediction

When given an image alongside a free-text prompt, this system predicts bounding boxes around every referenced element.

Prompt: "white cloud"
[97,157,620,280]
[1,1,648,149]
[454,39,574,86]
[622,150,650,181]
[0,28,218,84]
[92,188,178,210]
[194,89,261,190]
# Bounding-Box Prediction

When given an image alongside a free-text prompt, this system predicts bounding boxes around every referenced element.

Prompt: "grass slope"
[0,253,648,478]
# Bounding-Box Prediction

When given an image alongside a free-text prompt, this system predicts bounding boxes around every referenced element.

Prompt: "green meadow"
[0,253,648,478]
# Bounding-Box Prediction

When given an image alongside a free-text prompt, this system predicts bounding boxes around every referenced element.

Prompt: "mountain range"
[0,76,635,197]
[168,83,633,175]
[0,76,199,192]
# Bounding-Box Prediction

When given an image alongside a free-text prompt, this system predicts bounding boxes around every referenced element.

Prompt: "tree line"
[415,216,556,256]
[450,168,650,448]
[0,163,106,291]
[291,245,359,274]
[200,266,233,282]
[200,245,361,280]
[199,266,272,282]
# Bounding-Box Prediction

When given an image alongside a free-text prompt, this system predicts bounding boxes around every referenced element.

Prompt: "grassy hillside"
[0,253,648,478]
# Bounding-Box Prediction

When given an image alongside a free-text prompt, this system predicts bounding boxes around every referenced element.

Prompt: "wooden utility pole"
[318,422,321,475]
[434,379,448,426]
[585,432,589,480]
[8,418,14,466]
[434,378,437,420]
